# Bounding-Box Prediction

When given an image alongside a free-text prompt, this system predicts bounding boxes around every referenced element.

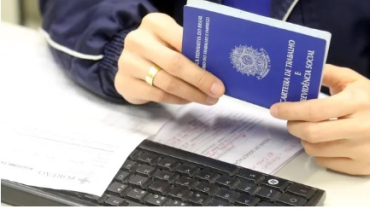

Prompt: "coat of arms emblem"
[230,45,271,80]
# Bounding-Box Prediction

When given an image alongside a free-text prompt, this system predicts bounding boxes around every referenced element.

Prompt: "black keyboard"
[1,140,325,206]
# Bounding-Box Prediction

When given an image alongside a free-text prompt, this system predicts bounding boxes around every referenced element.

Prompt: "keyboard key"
[139,140,238,176]
[195,169,218,182]
[215,188,240,202]
[286,184,316,199]
[157,158,179,171]
[257,201,276,206]
[175,176,199,190]
[84,194,109,204]
[126,188,149,203]
[215,175,237,188]
[148,181,171,195]
[122,160,138,172]
[189,192,210,206]
[277,193,307,206]
[137,152,158,165]
[175,163,198,176]
[209,198,230,206]
[235,180,258,194]
[195,182,219,196]
[129,149,142,160]
[107,182,130,197]
[167,200,189,206]
[129,175,151,189]
[154,170,177,183]
[237,169,264,183]
[104,196,129,206]
[261,177,290,191]
[168,187,193,201]
[115,171,130,183]
[146,194,168,206]
[135,164,156,177]
[255,187,281,202]
[234,194,260,206]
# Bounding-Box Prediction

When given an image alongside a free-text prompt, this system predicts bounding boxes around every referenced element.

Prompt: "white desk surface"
[1,22,369,206]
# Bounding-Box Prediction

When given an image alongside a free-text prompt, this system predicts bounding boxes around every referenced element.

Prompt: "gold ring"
[145,65,160,86]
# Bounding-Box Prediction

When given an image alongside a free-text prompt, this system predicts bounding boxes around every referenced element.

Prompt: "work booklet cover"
[182,0,331,108]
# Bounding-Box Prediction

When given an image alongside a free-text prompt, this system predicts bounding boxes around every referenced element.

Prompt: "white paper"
[0,122,145,196]
[0,23,179,196]
[153,97,303,174]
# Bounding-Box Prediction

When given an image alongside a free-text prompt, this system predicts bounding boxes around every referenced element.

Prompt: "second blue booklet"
[182,0,332,109]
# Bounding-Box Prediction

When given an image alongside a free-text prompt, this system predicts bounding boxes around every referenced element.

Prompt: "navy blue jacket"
[39,0,370,103]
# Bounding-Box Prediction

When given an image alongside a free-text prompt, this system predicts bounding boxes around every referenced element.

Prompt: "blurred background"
[2,0,42,28]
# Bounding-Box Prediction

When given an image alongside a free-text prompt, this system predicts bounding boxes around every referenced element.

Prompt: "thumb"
[322,64,362,90]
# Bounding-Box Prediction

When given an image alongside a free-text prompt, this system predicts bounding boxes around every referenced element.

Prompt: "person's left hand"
[270,64,370,176]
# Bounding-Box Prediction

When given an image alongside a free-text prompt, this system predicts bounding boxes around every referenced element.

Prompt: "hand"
[115,13,225,105]
[270,64,370,176]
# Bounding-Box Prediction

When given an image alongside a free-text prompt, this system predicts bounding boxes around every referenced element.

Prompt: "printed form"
[1,120,145,197]
[0,101,175,197]
[153,97,303,174]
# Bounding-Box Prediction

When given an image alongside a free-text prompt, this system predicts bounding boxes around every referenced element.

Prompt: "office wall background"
[1,0,42,28]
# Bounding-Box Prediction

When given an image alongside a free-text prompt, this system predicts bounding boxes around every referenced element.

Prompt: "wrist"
[99,27,137,101]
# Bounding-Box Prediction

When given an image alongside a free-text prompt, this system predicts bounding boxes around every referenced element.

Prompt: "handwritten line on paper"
[234,138,271,165]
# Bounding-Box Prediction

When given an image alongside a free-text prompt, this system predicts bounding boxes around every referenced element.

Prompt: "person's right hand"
[115,13,225,105]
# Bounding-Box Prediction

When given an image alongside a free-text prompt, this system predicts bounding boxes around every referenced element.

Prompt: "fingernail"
[270,105,279,117]
[210,81,224,97]
[206,97,218,105]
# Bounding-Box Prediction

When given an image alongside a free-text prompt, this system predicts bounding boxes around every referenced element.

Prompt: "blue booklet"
[182,0,332,109]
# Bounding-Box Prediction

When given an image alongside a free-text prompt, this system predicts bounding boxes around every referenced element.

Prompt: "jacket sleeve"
[39,0,158,103]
